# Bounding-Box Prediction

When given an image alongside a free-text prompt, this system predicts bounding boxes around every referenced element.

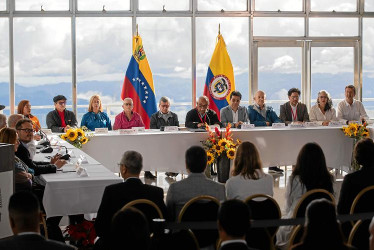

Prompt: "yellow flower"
[60,134,67,140]
[218,139,228,148]
[226,148,236,160]
[67,129,78,141]
[81,137,89,144]
[213,144,224,154]
[76,128,85,138]
[206,151,214,165]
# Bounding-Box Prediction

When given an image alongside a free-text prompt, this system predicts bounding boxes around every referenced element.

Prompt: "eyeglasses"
[124,103,133,106]
[57,101,66,105]
[160,104,170,108]
[198,104,208,108]
[17,128,34,133]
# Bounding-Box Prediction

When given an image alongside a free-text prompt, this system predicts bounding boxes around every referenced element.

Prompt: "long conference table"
[82,126,354,173]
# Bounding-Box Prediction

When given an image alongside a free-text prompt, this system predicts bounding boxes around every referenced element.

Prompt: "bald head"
[253,90,266,108]
[197,96,209,114]
[7,114,23,128]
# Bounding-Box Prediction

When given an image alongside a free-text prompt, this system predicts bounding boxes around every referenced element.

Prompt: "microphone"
[30,120,51,147]
[59,145,70,160]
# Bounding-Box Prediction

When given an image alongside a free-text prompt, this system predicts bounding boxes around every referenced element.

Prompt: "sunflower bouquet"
[201,123,241,165]
[60,126,91,149]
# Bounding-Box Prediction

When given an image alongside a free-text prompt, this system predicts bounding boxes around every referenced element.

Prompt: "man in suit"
[220,91,249,128]
[46,95,77,133]
[95,150,167,248]
[0,191,75,250]
[218,199,257,250]
[166,146,225,219]
[279,88,309,125]
[248,90,281,127]
[185,96,222,128]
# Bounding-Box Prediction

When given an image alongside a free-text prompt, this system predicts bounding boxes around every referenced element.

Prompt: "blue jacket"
[248,105,281,126]
[80,111,112,131]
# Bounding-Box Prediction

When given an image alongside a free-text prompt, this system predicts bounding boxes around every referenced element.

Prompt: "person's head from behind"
[233,141,262,180]
[119,150,143,179]
[293,143,333,193]
[218,199,251,241]
[110,207,150,250]
[8,191,41,235]
[0,127,20,152]
[354,138,374,168]
[7,114,23,128]
[185,146,207,173]
[0,114,6,129]
[301,199,345,248]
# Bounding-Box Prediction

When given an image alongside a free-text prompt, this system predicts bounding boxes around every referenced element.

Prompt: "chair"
[350,185,374,221]
[244,194,281,239]
[288,224,303,249]
[292,189,335,218]
[178,195,220,248]
[348,219,371,250]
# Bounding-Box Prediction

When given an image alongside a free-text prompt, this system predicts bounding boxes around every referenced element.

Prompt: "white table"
[81,127,354,173]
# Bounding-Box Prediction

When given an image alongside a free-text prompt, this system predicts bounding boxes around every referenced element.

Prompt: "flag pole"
[136,24,139,36]
[218,23,220,35]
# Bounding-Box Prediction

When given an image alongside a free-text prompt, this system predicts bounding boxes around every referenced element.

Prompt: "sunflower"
[218,139,228,148]
[67,129,78,141]
[81,137,89,144]
[213,144,224,154]
[362,131,370,137]
[206,151,214,165]
[60,134,67,140]
[76,128,85,138]
[226,148,236,159]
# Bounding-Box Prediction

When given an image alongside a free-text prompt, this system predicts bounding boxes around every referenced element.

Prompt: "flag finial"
[136,24,139,36]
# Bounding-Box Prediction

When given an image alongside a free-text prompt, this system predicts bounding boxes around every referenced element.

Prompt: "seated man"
[280,88,309,125]
[46,95,77,133]
[185,96,221,128]
[150,96,179,178]
[95,150,167,249]
[218,199,256,250]
[7,114,23,128]
[166,146,225,219]
[337,84,369,124]
[0,113,6,129]
[0,191,75,250]
[248,90,281,126]
[220,91,249,128]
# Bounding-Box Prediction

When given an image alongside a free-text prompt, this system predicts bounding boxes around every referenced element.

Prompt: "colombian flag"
[203,34,235,120]
[121,35,157,129]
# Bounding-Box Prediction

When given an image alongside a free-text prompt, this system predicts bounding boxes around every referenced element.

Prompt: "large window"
[310,0,357,12]
[0,18,9,114]
[363,19,374,117]
[15,0,69,10]
[0,0,6,11]
[254,18,304,36]
[309,18,358,36]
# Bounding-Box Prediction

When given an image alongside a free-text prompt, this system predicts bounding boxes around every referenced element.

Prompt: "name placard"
[42,129,52,135]
[133,127,146,132]
[289,123,305,128]
[348,120,361,125]
[164,126,179,132]
[329,121,345,127]
[119,129,137,135]
[272,123,286,128]
[241,124,255,129]
[95,128,108,134]
[209,124,220,130]
[304,122,319,127]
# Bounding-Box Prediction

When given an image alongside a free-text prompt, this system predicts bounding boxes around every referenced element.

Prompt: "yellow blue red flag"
[121,35,157,128]
[203,34,235,120]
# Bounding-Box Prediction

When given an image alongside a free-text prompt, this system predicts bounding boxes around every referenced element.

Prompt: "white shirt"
[337,99,369,123]
[291,103,298,122]
[231,109,239,123]
[309,104,337,125]
[221,239,247,247]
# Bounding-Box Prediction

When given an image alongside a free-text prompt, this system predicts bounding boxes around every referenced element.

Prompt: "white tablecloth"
[82,127,354,173]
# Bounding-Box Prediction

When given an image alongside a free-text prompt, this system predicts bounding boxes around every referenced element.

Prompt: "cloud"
[272,55,296,70]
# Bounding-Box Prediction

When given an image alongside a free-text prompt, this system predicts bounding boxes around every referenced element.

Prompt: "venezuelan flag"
[121,35,157,129]
[203,34,235,120]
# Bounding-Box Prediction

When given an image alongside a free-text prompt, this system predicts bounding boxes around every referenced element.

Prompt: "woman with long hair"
[81,95,112,131]
[225,141,273,200]
[17,100,41,131]
[309,90,337,126]
[276,142,334,248]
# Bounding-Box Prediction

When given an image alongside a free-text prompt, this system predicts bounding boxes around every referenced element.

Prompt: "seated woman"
[81,95,112,131]
[113,98,144,130]
[309,90,337,126]
[17,99,41,132]
[0,127,33,192]
[225,141,273,200]
[276,142,334,248]
[290,199,355,250]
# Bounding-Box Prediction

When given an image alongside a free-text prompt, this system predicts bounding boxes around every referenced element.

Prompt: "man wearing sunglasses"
[46,95,77,133]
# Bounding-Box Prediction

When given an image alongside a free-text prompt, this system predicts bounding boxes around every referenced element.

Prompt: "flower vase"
[350,138,360,172]
[217,154,230,183]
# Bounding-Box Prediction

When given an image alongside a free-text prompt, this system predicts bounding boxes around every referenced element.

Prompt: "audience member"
[17,100,41,132]
[276,142,334,248]
[226,141,273,200]
[113,98,145,129]
[7,114,23,128]
[109,207,151,250]
[218,199,257,250]
[0,127,33,192]
[0,191,75,250]
[185,96,221,128]
[290,199,355,250]
[370,217,374,250]
[95,150,167,248]
[309,90,337,126]
[280,88,309,124]
[0,113,6,129]
[338,138,374,214]
[337,85,369,124]
[220,91,249,128]
[248,90,281,126]
[46,95,78,133]
[80,95,112,131]
[166,146,225,219]
[0,103,4,113]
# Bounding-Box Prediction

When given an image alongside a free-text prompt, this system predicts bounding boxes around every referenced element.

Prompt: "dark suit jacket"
[220,242,257,250]
[46,109,78,133]
[279,102,309,125]
[94,178,167,243]
[0,234,76,250]
[15,142,57,176]
[337,166,374,214]
[185,108,221,128]
[150,111,179,129]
